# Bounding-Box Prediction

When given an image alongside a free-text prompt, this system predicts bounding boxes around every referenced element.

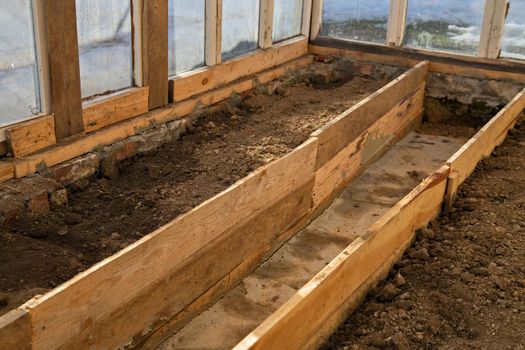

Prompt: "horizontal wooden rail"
[5,115,56,157]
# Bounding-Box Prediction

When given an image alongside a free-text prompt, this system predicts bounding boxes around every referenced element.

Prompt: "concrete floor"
[157,131,466,350]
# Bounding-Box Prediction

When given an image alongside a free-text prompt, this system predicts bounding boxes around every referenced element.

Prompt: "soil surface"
[0,64,387,316]
[321,120,525,350]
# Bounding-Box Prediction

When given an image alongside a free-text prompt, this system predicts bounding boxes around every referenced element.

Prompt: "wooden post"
[32,0,51,115]
[386,0,408,46]
[479,0,508,59]
[206,0,221,66]
[132,0,144,87]
[43,0,84,140]
[142,0,169,109]
[259,0,275,48]
[301,0,313,39]
[310,0,323,41]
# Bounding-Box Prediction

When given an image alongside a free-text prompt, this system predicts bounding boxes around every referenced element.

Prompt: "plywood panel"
[0,309,31,350]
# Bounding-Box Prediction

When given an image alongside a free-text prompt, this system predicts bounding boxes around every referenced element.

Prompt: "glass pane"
[0,0,40,126]
[76,0,133,98]
[273,0,303,42]
[501,0,525,60]
[404,0,484,55]
[320,0,389,44]
[168,0,206,75]
[222,0,260,61]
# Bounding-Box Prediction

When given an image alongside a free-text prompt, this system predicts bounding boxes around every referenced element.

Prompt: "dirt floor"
[321,120,525,350]
[0,63,389,316]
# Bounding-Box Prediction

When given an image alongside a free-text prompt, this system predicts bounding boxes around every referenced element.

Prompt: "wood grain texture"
[43,0,84,139]
[142,0,169,109]
[170,37,308,102]
[26,138,318,350]
[83,87,149,132]
[0,308,32,350]
[0,161,14,182]
[311,61,428,170]
[11,56,312,181]
[6,115,56,157]
[234,166,450,350]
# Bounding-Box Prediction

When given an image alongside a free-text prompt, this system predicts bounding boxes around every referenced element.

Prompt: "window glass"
[222,0,260,60]
[76,0,133,98]
[501,0,525,60]
[168,0,206,75]
[320,0,389,44]
[273,0,303,42]
[0,0,40,126]
[404,0,484,55]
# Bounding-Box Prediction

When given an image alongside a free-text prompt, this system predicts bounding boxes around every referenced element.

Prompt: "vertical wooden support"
[32,0,51,115]
[259,0,275,48]
[206,0,221,66]
[479,0,508,59]
[310,0,323,41]
[301,0,313,39]
[142,0,169,109]
[444,171,460,211]
[132,0,144,86]
[43,0,84,140]
[386,0,408,46]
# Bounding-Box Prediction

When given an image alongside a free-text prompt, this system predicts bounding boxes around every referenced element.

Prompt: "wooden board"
[259,0,275,49]
[5,115,56,157]
[312,84,425,209]
[142,0,169,109]
[479,0,508,59]
[0,308,31,350]
[10,56,312,181]
[42,0,84,140]
[234,166,450,350]
[25,138,318,350]
[170,37,308,102]
[0,161,14,182]
[311,61,428,169]
[55,179,314,350]
[447,87,525,186]
[82,87,149,132]
[309,39,525,83]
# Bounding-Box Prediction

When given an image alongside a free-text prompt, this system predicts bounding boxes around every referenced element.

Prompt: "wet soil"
[0,64,387,316]
[321,120,525,350]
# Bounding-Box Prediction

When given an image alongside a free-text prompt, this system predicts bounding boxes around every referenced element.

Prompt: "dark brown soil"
[0,64,387,316]
[321,120,525,350]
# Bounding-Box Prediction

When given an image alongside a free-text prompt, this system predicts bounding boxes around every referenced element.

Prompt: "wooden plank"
[259,0,275,48]
[5,115,56,157]
[205,0,220,66]
[26,138,318,350]
[0,161,14,182]
[56,179,314,350]
[234,166,450,350]
[312,84,425,209]
[43,0,84,139]
[309,37,525,83]
[170,36,308,102]
[11,55,312,181]
[479,0,508,59]
[142,0,169,109]
[0,308,32,350]
[301,0,313,38]
[311,61,428,170]
[310,0,323,40]
[447,87,525,186]
[386,0,408,46]
[82,87,149,132]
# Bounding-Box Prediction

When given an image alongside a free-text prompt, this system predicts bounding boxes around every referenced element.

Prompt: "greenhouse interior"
[0,0,524,349]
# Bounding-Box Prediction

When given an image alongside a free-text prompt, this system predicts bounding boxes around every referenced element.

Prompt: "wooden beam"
[0,308,32,350]
[310,36,525,83]
[11,56,312,181]
[386,0,408,46]
[310,0,323,41]
[170,36,308,102]
[311,61,428,170]
[43,0,84,140]
[205,0,221,66]
[32,0,51,114]
[479,0,508,59]
[132,0,144,87]
[259,0,275,48]
[5,115,56,158]
[141,0,169,109]
[0,161,14,182]
[82,87,149,133]
[233,166,450,350]
[301,0,313,38]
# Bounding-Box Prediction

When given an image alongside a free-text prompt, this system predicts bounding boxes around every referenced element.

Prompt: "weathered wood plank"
[312,61,428,170]
[43,0,84,139]
[0,161,14,182]
[0,308,32,350]
[82,87,149,132]
[312,84,425,209]
[170,37,308,102]
[5,115,56,157]
[11,56,312,181]
[259,0,275,48]
[26,138,318,350]
[234,166,450,350]
[142,0,169,109]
